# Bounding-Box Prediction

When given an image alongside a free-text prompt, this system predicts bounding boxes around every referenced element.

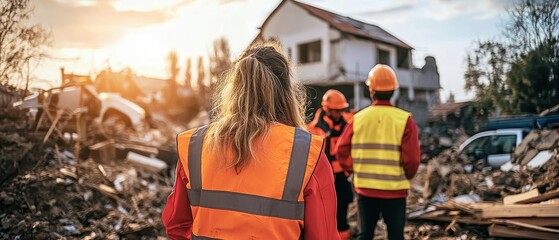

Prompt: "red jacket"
[336,100,420,199]
[162,152,339,239]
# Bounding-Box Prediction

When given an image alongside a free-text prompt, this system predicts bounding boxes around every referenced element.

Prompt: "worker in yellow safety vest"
[336,64,420,240]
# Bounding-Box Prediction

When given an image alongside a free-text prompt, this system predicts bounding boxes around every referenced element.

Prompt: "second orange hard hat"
[366,64,399,91]
[321,89,349,110]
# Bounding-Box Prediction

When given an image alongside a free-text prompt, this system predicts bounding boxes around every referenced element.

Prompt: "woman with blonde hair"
[162,42,339,239]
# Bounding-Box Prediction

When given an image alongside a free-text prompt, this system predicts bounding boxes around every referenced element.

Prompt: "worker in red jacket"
[336,64,420,240]
[162,42,339,239]
[307,89,354,239]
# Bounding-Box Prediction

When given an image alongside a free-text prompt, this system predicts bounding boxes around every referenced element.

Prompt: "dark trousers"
[356,195,406,240]
[335,172,353,231]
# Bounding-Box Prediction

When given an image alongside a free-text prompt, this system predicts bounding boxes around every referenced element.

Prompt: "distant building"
[429,101,488,135]
[253,0,441,125]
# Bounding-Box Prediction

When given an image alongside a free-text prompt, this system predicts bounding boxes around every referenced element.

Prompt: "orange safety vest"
[307,108,353,173]
[351,105,411,190]
[177,124,324,239]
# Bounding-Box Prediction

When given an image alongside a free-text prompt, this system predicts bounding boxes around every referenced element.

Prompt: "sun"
[106,28,170,76]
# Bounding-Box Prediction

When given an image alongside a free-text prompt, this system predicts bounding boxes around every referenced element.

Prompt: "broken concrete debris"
[1,94,183,238]
[126,151,168,172]
[408,128,559,239]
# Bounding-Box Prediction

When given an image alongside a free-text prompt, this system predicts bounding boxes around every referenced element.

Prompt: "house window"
[378,48,390,66]
[397,47,410,69]
[298,40,321,64]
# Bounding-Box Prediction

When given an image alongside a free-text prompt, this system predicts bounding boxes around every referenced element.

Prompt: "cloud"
[31,0,184,48]
[422,0,509,20]
[352,3,416,18]
[346,0,508,21]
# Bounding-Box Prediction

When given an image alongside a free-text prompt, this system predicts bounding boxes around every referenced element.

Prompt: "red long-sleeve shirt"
[162,152,339,239]
[336,100,420,199]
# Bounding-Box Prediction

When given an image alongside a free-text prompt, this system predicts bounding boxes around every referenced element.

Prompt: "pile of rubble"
[0,107,44,184]
[0,154,172,239]
[408,128,559,239]
[1,102,178,238]
[419,126,469,163]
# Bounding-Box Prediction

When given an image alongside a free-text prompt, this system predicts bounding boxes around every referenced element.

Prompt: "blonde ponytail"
[206,42,307,172]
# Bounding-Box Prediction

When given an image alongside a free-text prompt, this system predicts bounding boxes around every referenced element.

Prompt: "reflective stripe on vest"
[185,126,321,239]
[351,106,410,190]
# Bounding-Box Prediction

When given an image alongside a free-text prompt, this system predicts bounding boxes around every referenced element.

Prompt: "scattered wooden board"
[504,188,540,205]
[412,214,559,227]
[492,219,559,234]
[412,214,491,225]
[471,203,559,218]
[516,189,559,204]
[505,218,559,227]
[489,224,559,240]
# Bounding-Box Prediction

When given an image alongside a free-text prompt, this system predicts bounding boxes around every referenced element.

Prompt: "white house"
[253,0,441,125]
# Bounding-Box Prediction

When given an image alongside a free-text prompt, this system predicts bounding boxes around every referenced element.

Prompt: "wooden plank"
[504,188,540,205]
[470,203,559,218]
[492,219,559,234]
[489,224,559,240]
[412,215,492,225]
[505,218,559,227]
[413,215,559,227]
[517,189,559,204]
[439,201,476,215]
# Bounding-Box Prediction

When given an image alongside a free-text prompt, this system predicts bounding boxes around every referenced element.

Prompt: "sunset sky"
[29,0,510,101]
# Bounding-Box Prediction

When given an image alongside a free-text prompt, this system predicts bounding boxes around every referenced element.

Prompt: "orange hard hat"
[321,89,349,110]
[366,64,399,91]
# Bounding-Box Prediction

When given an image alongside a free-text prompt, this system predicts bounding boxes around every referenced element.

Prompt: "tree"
[464,0,559,114]
[209,37,231,92]
[507,39,559,113]
[167,51,179,83]
[464,41,511,111]
[196,56,207,108]
[166,51,179,105]
[505,0,559,53]
[184,57,192,88]
[504,0,559,113]
[0,0,50,86]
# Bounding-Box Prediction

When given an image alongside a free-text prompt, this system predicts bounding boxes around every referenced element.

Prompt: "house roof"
[260,0,412,49]
[429,102,472,121]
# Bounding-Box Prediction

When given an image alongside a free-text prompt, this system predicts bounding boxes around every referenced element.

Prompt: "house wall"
[262,1,330,82]
[339,38,376,80]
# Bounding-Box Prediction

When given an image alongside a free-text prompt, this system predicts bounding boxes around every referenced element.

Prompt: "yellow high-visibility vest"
[351,105,410,190]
